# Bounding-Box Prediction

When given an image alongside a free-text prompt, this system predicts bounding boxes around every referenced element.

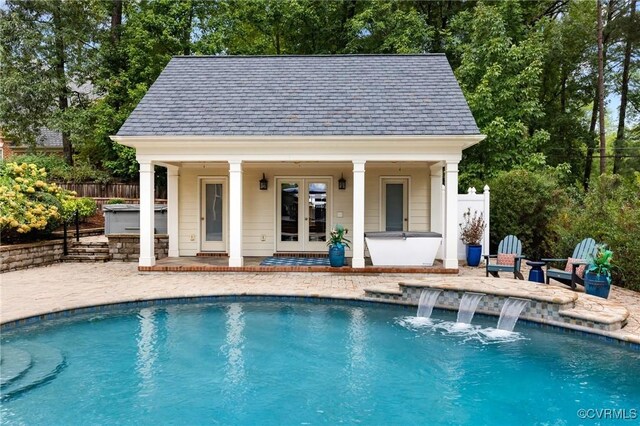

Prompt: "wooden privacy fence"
[54,182,167,210]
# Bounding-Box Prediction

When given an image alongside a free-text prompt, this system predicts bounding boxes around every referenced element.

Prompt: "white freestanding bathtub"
[365,232,442,266]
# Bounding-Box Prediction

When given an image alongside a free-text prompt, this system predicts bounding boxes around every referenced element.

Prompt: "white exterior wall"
[178,163,433,257]
[178,165,227,256]
[364,165,430,233]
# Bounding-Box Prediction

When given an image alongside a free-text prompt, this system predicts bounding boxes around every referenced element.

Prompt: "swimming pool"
[1,299,639,425]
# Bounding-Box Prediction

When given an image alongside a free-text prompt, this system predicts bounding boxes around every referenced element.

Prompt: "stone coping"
[0,239,65,252]
[562,297,630,325]
[400,276,579,305]
[1,229,105,252]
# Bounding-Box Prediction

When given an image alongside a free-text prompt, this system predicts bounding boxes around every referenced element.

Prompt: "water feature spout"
[417,289,442,318]
[496,298,530,331]
[457,292,485,324]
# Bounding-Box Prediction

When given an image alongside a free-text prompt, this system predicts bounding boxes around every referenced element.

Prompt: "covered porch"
[117,135,483,272]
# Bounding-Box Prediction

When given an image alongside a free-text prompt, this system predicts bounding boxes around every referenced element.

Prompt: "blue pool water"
[1,300,639,425]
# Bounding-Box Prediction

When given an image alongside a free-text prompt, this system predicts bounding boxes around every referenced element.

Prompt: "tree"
[597,0,607,175]
[448,1,549,188]
[613,0,637,174]
[75,0,209,181]
[0,0,101,165]
[536,0,595,185]
[344,0,433,53]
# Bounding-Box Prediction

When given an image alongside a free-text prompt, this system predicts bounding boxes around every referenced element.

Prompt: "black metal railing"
[62,210,80,256]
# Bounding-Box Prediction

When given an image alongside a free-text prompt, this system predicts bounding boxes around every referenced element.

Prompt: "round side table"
[526,260,546,283]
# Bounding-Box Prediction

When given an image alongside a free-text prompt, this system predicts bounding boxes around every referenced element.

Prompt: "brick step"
[63,254,111,263]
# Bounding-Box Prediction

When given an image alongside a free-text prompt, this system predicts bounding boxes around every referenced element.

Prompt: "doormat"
[259,257,331,266]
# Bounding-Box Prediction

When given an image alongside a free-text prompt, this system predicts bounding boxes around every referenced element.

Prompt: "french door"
[200,179,227,251]
[276,178,330,252]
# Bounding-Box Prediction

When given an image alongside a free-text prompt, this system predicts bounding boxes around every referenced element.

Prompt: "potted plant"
[327,224,351,267]
[584,244,613,299]
[459,209,486,267]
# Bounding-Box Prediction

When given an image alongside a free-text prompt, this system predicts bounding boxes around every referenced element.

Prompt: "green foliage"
[586,244,614,279]
[0,0,101,152]
[7,154,112,183]
[449,1,550,188]
[345,0,434,53]
[61,197,97,222]
[549,175,640,290]
[488,167,569,260]
[0,162,73,241]
[327,224,351,248]
[536,0,596,183]
[107,198,125,205]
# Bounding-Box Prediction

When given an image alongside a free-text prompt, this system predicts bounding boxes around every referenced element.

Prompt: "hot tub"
[365,231,442,266]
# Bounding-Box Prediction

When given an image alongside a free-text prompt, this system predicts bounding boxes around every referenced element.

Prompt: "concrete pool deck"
[1,261,639,345]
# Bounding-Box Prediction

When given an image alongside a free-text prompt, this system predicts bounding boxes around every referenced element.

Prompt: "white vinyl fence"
[439,186,490,260]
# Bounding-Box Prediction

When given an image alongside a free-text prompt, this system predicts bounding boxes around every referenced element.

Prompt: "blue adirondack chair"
[542,238,597,290]
[484,235,525,280]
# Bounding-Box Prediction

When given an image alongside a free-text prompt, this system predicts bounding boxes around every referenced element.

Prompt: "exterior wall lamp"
[338,173,346,190]
[259,173,268,190]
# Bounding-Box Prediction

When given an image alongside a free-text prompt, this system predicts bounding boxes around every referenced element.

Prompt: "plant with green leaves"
[489,167,570,260]
[61,197,97,222]
[550,174,639,290]
[327,224,351,248]
[587,244,614,281]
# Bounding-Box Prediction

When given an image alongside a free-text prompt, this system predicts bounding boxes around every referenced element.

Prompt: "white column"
[228,160,243,267]
[444,161,459,269]
[167,166,180,257]
[429,162,444,260]
[139,160,155,267]
[352,160,366,268]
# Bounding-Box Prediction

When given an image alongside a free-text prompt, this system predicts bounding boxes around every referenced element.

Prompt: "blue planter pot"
[466,244,482,267]
[584,272,611,299]
[329,244,345,267]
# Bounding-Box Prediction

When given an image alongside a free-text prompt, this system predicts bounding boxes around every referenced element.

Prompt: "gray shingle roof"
[117,54,480,137]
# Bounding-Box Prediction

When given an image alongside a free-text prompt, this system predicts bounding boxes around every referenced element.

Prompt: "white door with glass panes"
[277,178,330,252]
[381,178,408,231]
[201,179,227,251]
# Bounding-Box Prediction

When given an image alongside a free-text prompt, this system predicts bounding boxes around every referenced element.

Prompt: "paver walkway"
[1,261,639,344]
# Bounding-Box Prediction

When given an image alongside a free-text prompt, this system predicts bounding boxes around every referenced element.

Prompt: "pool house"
[111,54,484,270]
